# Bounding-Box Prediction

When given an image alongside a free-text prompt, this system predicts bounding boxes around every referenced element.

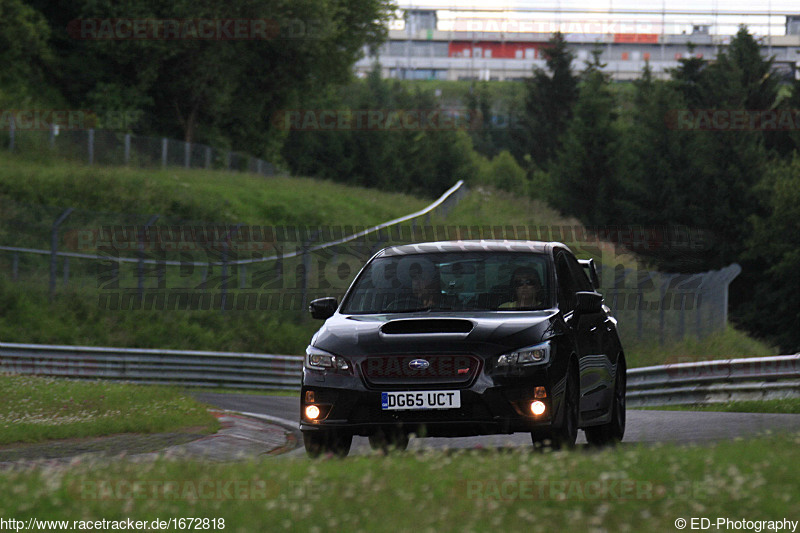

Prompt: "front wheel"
[532,366,578,451]
[584,356,626,447]
[368,429,409,454]
[303,430,353,458]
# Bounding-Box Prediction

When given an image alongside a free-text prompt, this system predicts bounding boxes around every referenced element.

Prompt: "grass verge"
[0,432,797,530]
[636,398,800,414]
[0,374,219,445]
[624,325,778,369]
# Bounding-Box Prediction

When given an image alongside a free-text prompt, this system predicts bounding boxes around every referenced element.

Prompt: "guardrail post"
[184,141,191,168]
[50,208,74,302]
[124,134,131,165]
[161,138,168,167]
[205,146,212,169]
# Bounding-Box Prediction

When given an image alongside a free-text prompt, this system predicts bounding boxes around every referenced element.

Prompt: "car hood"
[311,310,564,357]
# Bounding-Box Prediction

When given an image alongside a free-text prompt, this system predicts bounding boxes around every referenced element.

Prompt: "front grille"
[360,354,481,389]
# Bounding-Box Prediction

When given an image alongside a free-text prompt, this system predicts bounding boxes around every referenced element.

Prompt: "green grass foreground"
[0,374,219,445]
[0,433,798,531]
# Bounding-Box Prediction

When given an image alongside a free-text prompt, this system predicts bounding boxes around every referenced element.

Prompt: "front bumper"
[300,366,565,437]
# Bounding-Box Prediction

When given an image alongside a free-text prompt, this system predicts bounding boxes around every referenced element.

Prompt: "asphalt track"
[193,392,800,457]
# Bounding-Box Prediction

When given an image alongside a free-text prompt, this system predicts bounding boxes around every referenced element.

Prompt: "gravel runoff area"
[0,411,299,468]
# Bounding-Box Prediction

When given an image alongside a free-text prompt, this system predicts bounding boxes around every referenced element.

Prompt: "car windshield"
[341,251,551,314]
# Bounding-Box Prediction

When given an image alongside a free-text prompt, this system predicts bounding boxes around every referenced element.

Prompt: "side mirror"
[578,258,601,290]
[574,291,603,314]
[309,297,338,320]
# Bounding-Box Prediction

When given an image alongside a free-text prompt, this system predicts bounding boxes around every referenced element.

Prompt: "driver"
[410,264,441,308]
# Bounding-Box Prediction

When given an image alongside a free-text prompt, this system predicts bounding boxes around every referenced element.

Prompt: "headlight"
[496,341,550,367]
[305,346,350,371]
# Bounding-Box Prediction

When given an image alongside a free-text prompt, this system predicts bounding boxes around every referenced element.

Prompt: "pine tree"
[549,48,619,226]
[519,33,579,171]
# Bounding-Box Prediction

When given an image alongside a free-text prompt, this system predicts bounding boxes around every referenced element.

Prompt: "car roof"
[376,240,567,257]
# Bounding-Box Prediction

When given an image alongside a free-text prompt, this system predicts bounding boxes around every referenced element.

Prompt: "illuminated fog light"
[530,401,546,416]
[305,405,320,420]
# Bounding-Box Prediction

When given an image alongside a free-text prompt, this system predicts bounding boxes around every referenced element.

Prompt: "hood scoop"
[381,319,474,335]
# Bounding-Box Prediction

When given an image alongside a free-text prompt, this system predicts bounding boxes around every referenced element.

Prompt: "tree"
[281,67,478,197]
[30,0,392,155]
[465,82,496,157]
[0,0,54,106]
[519,32,578,171]
[669,43,711,108]
[549,49,619,226]
[734,155,800,351]
[710,26,778,111]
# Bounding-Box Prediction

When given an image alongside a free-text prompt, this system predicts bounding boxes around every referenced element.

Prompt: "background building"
[356,8,800,81]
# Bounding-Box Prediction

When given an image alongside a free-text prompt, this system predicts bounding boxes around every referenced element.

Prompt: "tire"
[303,430,353,458]
[368,429,409,453]
[532,364,578,451]
[584,356,626,447]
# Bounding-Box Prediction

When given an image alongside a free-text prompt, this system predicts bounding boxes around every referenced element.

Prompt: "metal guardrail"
[0,342,303,391]
[2,342,798,403]
[0,180,467,267]
[627,354,800,406]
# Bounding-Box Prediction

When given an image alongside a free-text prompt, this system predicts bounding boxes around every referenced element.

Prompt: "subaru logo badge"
[409,359,430,370]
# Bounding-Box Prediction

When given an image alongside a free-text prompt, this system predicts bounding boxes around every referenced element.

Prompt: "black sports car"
[300,240,626,456]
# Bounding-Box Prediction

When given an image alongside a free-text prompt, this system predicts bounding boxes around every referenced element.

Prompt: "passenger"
[500,267,543,309]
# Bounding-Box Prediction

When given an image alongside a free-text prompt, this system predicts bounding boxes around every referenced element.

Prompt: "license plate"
[381,390,461,410]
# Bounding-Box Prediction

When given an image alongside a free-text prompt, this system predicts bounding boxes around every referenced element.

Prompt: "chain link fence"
[2,123,278,177]
[0,196,740,350]
[0,118,741,346]
[597,262,741,345]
